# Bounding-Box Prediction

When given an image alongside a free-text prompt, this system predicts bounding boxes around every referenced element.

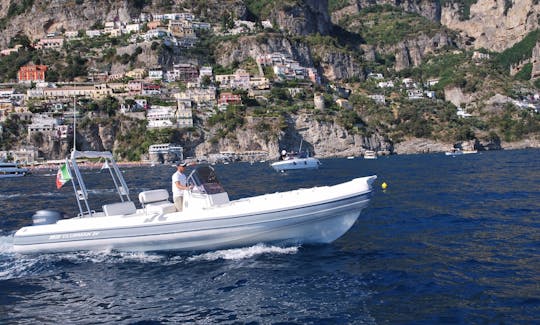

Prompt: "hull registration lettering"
[49,231,100,240]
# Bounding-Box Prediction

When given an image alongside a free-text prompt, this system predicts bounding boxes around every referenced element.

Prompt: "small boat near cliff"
[270,153,321,171]
[13,150,376,254]
[271,140,321,171]
[445,148,464,156]
[363,150,377,159]
[445,148,477,156]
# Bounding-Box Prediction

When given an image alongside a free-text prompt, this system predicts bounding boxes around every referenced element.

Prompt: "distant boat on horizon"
[445,148,477,156]
[100,160,110,171]
[363,150,377,159]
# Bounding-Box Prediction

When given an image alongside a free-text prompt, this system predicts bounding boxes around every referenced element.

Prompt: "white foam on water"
[0,241,299,279]
[188,243,299,262]
[0,234,14,254]
[0,256,44,280]
[86,188,118,195]
[0,238,170,280]
[0,235,46,280]
[57,250,167,264]
[35,173,56,177]
[0,191,64,199]
[0,193,23,199]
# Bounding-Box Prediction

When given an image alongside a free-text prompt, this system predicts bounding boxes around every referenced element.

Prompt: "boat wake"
[0,192,61,199]
[0,234,14,254]
[188,243,299,262]
[0,238,299,280]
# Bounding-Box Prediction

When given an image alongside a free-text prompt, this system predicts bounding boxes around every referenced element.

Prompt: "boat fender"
[32,210,63,226]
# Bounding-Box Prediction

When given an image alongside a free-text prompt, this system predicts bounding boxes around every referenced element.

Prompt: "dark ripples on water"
[0,149,539,324]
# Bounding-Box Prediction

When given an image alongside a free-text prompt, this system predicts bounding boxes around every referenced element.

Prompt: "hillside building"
[35,37,64,50]
[18,65,47,83]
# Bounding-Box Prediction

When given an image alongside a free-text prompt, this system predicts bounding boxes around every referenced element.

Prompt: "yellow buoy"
[381,182,388,190]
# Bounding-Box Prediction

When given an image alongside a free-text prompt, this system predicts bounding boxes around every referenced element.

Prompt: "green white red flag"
[56,163,72,189]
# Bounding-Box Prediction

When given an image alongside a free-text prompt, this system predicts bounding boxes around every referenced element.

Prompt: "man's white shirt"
[172,171,187,197]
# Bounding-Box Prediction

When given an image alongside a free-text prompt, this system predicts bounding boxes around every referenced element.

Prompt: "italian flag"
[56,163,72,189]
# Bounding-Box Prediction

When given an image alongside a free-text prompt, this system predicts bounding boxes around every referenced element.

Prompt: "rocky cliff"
[0,0,133,48]
[214,34,313,68]
[194,112,392,160]
[440,0,540,52]
[269,0,332,36]
[384,32,456,71]
[331,0,441,23]
[331,0,540,52]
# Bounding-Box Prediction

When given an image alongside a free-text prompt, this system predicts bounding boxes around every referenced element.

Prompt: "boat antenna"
[73,96,76,151]
[299,139,303,153]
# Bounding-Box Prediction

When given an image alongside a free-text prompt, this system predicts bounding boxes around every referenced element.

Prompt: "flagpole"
[68,158,83,216]
[73,96,76,151]
[71,96,84,216]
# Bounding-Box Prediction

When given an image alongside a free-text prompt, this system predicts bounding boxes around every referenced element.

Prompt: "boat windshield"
[187,165,226,195]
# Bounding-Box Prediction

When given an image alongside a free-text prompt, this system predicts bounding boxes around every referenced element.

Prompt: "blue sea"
[0,149,539,324]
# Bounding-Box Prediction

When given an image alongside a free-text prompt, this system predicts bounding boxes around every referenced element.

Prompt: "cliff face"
[0,0,135,48]
[194,112,391,159]
[270,0,332,36]
[287,113,391,157]
[315,45,364,81]
[331,0,441,23]
[331,0,540,52]
[384,32,455,71]
[28,131,71,160]
[215,34,313,68]
[216,35,368,82]
[440,0,540,51]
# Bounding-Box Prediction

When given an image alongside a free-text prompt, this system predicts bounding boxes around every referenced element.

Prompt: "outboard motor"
[32,210,63,226]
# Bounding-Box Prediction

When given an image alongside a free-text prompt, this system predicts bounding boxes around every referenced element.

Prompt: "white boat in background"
[363,150,377,159]
[445,148,463,156]
[446,148,477,156]
[0,162,30,178]
[100,159,110,171]
[12,150,376,254]
[271,140,321,171]
[271,153,321,171]
[444,148,478,156]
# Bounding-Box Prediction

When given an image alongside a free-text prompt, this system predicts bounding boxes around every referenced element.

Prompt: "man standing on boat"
[172,162,190,211]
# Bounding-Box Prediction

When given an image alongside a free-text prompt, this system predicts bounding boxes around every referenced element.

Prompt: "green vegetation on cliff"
[440,0,478,20]
[495,29,540,75]
[0,115,28,150]
[245,0,302,20]
[337,5,445,46]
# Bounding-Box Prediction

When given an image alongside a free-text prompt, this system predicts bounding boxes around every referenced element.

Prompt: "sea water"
[0,149,539,324]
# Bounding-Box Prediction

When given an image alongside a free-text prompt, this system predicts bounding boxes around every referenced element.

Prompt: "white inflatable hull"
[13,176,376,254]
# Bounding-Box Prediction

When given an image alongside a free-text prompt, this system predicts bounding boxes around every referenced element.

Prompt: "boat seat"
[139,189,176,214]
[102,201,137,216]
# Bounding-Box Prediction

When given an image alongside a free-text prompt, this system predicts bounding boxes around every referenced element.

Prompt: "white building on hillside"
[146,103,193,128]
[27,114,61,133]
[147,106,177,128]
[176,99,193,128]
[457,107,472,118]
